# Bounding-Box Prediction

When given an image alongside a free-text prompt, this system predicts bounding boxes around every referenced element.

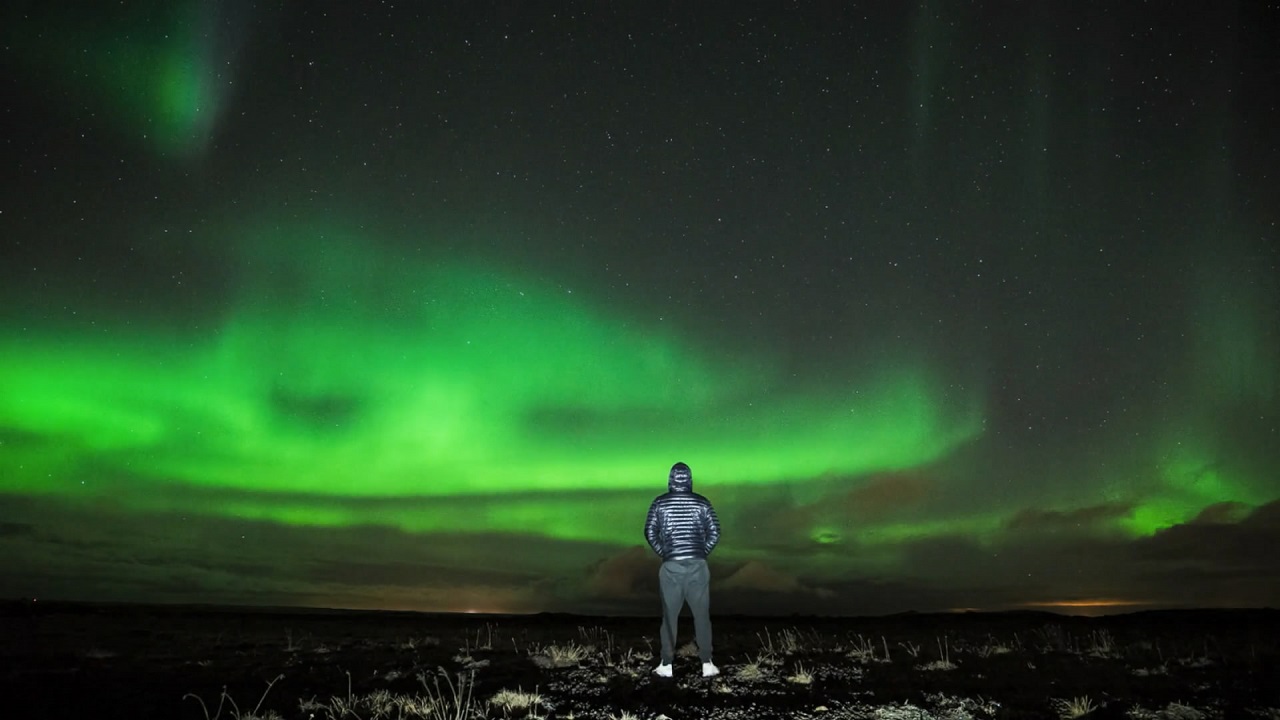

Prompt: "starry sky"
[1,1,1278,617]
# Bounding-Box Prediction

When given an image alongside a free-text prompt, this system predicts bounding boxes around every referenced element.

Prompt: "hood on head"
[668,462,692,492]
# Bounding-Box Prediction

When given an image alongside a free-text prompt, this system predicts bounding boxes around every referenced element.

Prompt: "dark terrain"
[1,601,1276,719]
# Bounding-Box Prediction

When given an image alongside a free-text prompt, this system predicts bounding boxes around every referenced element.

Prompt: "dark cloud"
[269,386,365,430]
[3,492,1278,615]
[1133,499,1280,572]
[720,560,833,598]
[584,546,658,600]
[722,471,942,553]
[0,426,51,448]
[1187,501,1254,525]
[1004,501,1136,531]
[834,472,936,522]
[893,499,1280,610]
[0,521,35,538]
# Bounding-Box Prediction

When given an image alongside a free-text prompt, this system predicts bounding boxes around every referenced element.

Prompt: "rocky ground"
[1,602,1277,719]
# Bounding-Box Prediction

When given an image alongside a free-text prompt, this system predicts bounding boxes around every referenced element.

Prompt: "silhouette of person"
[644,461,721,678]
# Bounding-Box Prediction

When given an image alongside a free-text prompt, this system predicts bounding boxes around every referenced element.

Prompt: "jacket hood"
[668,462,693,492]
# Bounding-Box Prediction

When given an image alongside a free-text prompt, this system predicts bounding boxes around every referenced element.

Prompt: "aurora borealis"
[1,2,1277,616]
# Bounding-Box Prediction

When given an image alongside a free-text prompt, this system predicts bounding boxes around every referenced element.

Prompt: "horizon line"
[4,596,1275,620]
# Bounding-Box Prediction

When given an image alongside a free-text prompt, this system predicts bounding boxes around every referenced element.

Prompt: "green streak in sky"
[907,0,947,181]
[1191,263,1280,405]
[3,216,1274,559]
[6,1,217,158]
[0,222,986,545]
[1121,257,1280,532]
[1112,257,1280,537]
[1121,437,1271,537]
[831,515,1003,547]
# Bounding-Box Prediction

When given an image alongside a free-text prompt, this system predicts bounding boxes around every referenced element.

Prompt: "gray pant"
[658,558,712,664]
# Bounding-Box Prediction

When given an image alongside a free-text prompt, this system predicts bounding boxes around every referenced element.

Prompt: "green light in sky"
[0,221,987,545]
[1111,259,1280,536]
[853,515,1004,546]
[4,215,1274,564]
[1190,262,1280,405]
[1113,434,1272,537]
[6,1,221,158]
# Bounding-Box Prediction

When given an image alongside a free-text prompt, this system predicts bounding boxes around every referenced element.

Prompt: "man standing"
[644,461,721,678]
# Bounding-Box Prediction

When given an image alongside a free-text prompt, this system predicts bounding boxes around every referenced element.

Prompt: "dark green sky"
[1,0,1277,616]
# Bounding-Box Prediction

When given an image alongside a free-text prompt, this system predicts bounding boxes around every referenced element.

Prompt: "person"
[644,461,721,678]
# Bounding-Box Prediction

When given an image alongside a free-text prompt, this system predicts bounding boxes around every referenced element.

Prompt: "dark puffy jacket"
[645,462,720,561]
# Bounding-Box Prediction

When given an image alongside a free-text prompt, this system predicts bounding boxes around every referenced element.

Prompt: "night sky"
[2,1,1278,617]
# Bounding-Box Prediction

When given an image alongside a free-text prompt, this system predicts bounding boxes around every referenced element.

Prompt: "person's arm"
[645,500,664,556]
[703,502,721,556]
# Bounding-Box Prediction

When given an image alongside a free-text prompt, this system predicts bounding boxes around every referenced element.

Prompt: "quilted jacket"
[644,462,720,561]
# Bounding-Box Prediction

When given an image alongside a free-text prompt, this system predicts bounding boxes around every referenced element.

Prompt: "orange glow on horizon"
[1014,598,1165,616]
[943,599,1163,615]
[1020,598,1153,608]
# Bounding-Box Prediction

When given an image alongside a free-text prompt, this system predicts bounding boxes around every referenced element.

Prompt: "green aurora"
[5,0,227,159]
[1,1,1276,615]
[1,220,1273,555]
[0,223,987,544]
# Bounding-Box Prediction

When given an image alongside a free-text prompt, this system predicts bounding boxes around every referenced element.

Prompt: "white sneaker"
[702,661,720,677]
[653,662,673,677]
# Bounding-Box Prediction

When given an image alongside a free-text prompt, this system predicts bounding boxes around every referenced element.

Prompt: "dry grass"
[734,656,769,681]
[578,625,615,655]
[185,674,284,720]
[786,662,814,685]
[975,637,1013,658]
[163,617,1277,720]
[531,641,591,669]
[290,669,477,720]
[916,636,958,671]
[1086,630,1118,659]
[757,627,805,656]
[846,634,891,664]
[489,686,543,713]
[1053,695,1099,718]
[399,635,440,651]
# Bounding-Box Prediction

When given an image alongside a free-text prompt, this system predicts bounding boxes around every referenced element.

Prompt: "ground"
[1,602,1277,719]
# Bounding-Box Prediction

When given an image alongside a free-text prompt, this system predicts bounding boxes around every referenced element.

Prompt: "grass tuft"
[532,641,591,668]
[184,673,283,720]
[1053,695,1098,718]
[489,686,544,713]
[786,662,814,685]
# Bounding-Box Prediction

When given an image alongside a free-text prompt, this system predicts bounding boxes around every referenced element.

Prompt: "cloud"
[893,497,1280,610]
[269,385,366,430]
[584,546,657,599]
[1004,501,1136,532]
[720,560,832,598]
[0,426,50,448]
[721,470,942,555]
[835,471,935,521]
[0,522,34,538]
[1187,501,1253,525]
[3,487,1277,617]
[1135,499,1280,570]
[721,561,804,593]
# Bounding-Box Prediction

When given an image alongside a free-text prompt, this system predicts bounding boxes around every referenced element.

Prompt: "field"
[2,602,1277,719]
